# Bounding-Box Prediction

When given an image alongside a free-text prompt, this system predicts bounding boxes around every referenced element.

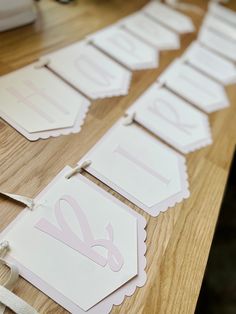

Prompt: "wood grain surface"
[0,1,236,313]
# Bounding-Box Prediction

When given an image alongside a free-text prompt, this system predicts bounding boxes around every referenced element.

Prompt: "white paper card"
[143,1,195,34]
[120,12,180,51]
[89,25,158,70]
[127,83,212,154]
[198,27,236,62]
[80,120,189,216]
[203,13,236,41]
[45,41,132,100]
[209,2,236,27]
[0,65,90,140]
[0,168,146,313]
[183,41,236,85]
[159,59,229,113]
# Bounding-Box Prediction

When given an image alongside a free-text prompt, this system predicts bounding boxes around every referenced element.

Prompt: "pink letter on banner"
[35,195,124,272]
[148,98,196,135]
[114,145,170,186]
[6,80,69,122]
[109,33,140,61]
[74,55,115,87]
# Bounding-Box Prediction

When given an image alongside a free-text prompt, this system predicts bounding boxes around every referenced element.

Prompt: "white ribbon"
[0,242,38,314]
[0,286,38,314]
[0,191,34,210]
[65,160,92,179]
[123,112,136,126]
[0,241,18,314]
[34,58,50,69]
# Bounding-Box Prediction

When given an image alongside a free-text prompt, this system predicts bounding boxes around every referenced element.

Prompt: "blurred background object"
[0,0,37,32]
[196,150,236,314]
[56,0,75,3]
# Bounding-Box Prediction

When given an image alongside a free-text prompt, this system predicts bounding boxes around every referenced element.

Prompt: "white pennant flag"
[127,83,212,154]
[203,13,236,41]
[119,12,180,51]
[183,41,236,85]
[79,119,189,217]
[0,64,90,140]
[198,27,236,62]
[142,1,195,34]
[158,58,229,113]
[0,167,146,313]
[44,41,132,100]
[209,1,236,27]
[88,25,159,70]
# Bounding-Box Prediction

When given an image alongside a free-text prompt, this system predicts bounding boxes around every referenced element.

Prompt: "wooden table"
[0,1,236,313]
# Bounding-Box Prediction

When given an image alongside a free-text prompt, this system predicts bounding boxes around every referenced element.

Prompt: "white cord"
[0,242,38,314]
[65,160,92,179]
[34,58,50,69]
[123,112,136,126]
[0,191,34,210]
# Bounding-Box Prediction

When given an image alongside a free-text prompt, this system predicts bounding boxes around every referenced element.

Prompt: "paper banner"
[127,83,212,154]
[158,58,229,113]
[203,13,236,41]
[0,64,90,140]
[198,27,236,63]
[209,1,236,27]
[79,119,189,217]
[142,1,195,34]
[88,25,159,70]
[44,41,132,100]
[183,41,236,85]
[0,167,146,314]
[119,12,180,51]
